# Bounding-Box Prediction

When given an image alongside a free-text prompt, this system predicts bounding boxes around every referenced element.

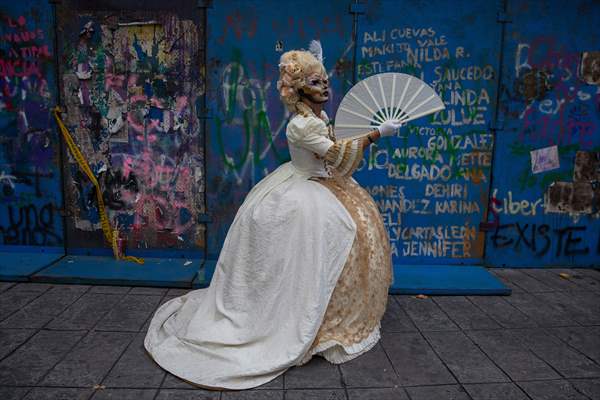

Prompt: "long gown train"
[144,112,392,389]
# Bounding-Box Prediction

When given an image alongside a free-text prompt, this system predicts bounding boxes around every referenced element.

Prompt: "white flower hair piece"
[308,40,323,63]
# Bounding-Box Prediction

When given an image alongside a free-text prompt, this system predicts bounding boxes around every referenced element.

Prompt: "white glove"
[377,119,404,137]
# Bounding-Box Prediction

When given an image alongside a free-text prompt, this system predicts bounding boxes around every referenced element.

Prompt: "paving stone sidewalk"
[0,268,599,400]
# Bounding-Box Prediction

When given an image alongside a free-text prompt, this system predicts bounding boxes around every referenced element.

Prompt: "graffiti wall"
[205,0,354,258]
[56,3,205,252]
[206,0,599,268]
[485,0,600,266]
[2,0,598,269]
[0,2,63,247]
[353,0,501,265]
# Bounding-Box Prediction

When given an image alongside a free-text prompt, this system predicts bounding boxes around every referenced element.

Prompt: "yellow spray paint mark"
[53,107,144,265]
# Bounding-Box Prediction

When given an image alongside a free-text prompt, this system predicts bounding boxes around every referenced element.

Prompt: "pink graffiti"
[0,59,42,78]
[0,76,51,126]
[121,157,135,180]
[217,10,257,44]
[105,73,125,91]
[526,37,580,73]
[517,37,598,148]
[5,15,26,27]
[117,151,196,236]
[130,189,194,235]
[175,96,188,112]
[150,97,164,108]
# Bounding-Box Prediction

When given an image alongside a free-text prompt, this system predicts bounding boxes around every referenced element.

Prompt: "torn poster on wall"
[59,13,205,250]
[573,151,600,182]
[579,51,600,85]
[530,145,560,174]
[546,181,594,214]
[545,152,600,215]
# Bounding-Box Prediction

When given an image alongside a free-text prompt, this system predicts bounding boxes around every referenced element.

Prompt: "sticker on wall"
[579,51,600,85]
[546,181,594,214]
[573,151,600,182]
[530,145,560,174]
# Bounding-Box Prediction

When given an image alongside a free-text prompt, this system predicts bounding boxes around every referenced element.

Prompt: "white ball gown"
[144,110,392,390]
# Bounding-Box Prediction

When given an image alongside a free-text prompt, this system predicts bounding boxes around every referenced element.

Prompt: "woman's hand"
[364,118,404,149]
[377,119,405,137]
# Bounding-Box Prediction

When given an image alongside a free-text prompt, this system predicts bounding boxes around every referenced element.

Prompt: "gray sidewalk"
[0,268,599,400]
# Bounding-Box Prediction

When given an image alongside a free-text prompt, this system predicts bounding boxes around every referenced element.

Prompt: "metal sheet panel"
[2,0,595,278]
[0,1,64,248]
[33,254,200,287]
[0,246,64,281]
[354,0,502,266]
[55,1,206,255]
[485,0,600,267]
[205,0,354,259]
[390,265,510,295]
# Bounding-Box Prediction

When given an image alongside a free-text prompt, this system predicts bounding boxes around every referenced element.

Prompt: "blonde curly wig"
[277,50,326,116]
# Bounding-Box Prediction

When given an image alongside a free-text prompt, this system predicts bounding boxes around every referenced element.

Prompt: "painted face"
[301,72,329,104]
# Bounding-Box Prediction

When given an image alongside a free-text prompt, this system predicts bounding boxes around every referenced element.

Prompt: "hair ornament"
[308,40,323,63]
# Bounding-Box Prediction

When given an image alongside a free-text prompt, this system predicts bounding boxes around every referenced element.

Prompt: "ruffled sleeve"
[287,114,369,177]
[286,115,334,157]
[323,137,369,177]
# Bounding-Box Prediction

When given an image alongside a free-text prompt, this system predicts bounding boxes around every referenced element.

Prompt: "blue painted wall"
[205,0,354,260]
[1,0,599,269]
[485,0,600,266]
[206,0,599,268]
[353,0,501,266]
[0,1,63,248]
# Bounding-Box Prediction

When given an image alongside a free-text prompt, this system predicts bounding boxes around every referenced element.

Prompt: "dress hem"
[297,323,381,365]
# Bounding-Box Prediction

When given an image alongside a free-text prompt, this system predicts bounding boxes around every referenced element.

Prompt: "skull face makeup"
[277,46,328,116]
[300,73,330,104]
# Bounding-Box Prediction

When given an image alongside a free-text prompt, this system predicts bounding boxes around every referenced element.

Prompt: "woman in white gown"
[144,45,404,390]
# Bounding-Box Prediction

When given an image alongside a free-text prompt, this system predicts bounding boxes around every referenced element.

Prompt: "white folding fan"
[334,72,445,140]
